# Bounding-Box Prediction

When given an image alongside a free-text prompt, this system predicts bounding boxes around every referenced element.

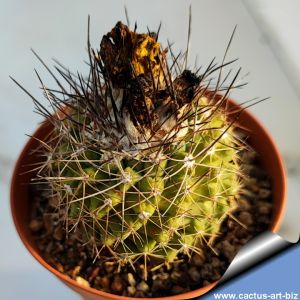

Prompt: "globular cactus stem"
[31,21,243,276]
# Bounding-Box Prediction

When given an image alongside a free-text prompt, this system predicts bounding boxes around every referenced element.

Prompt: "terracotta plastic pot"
[10,100,286,300]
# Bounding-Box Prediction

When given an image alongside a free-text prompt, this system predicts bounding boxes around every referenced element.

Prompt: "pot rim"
[10,99,287,300]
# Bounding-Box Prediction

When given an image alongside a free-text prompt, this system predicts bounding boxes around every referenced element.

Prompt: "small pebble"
[191,252,206,266]
[240,150,256,163]
[136,281,149,292]
[55,262,64,273]
[104,262,115,273]
[94,276,101,287]
[235,227,249,239]
[152,272,169,281]
[239,211,253,226]
[239,238,249,245]
[111,275,124,293]
[76,276,90,287]
[43,214,54,234]
[152,279,166,292]
[29,219,43,232]
[67,237,76,246]
[203,280,211,286]
[227,219,236,230]
[188,267,201,282]
[260,180,271,189]
[53,226,63,241]
[48,195,59,207]
[237,197,251,211]
[257,215,271,226]
[211,257,222,268]
[127,273,136,286]
[170,270,182,282]
[220,240,236,261]
[45,241,53,255]
[127,286,136,295]
[241,164,253,175]
[258,188,271,199]
[71,266,81,279]
[99,276,110,289]
[66,248,76,260]
[257,202,272,215]
[88,267,100,282]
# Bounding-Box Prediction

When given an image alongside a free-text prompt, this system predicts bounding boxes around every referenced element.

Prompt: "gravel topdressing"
[29,149,273,298]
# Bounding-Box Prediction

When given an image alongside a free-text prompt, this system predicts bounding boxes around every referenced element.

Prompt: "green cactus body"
[46,97,240,264]
[35,22,242,270]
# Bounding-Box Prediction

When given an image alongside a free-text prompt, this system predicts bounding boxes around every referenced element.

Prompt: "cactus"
[29,21,243,274]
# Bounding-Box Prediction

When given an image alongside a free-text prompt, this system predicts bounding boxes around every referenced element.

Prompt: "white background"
[0,1,299,299]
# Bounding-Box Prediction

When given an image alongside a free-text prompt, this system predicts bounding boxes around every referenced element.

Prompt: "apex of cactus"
[24,20,245,276]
